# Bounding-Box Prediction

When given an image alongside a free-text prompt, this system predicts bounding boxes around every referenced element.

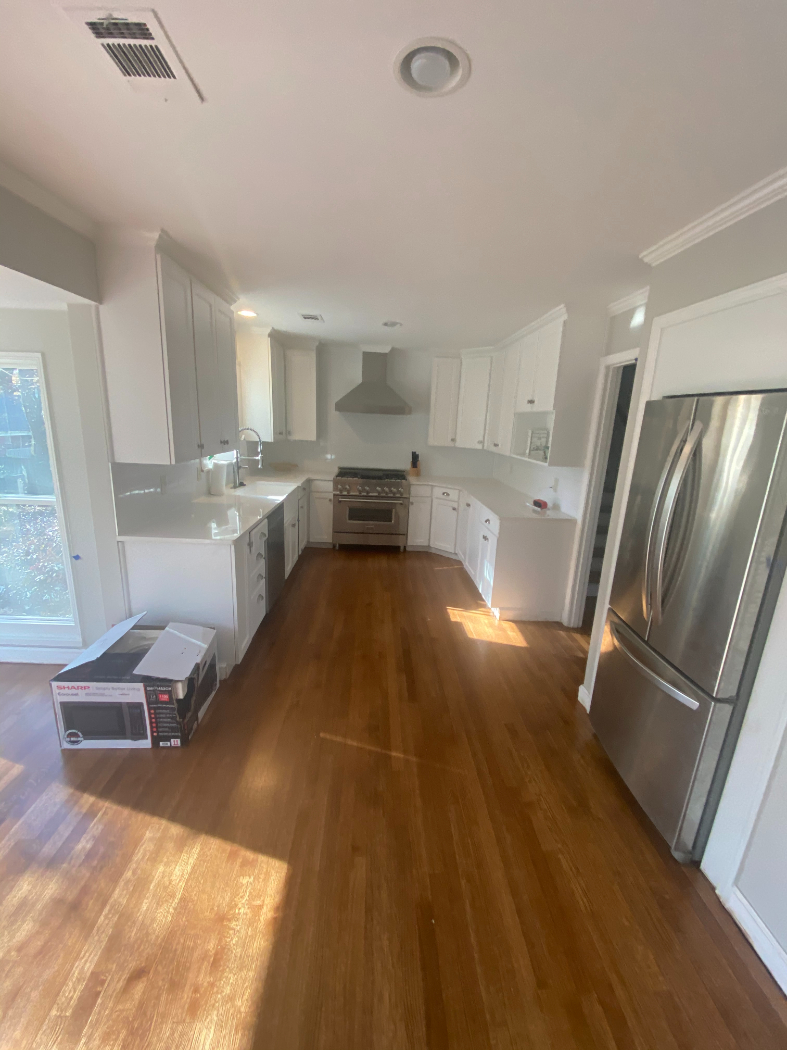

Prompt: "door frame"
[0,351,81,649]
[562,348,639,628]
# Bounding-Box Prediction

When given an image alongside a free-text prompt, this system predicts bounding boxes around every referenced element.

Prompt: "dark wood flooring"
[1,548,785,1049]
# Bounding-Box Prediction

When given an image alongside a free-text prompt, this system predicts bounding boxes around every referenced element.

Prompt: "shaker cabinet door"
[456,356,492,449]
[192,280,223,456]
[428,357,461,446]
[159,254,200,463]
[429,498,458,553]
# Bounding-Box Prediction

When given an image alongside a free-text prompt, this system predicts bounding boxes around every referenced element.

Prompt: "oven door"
[332,495,408,536]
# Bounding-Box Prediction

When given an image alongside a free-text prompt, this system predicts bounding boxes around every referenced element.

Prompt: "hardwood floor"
[1,548,785,1049]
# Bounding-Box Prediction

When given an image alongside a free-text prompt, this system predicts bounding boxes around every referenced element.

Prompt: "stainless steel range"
[332,468,410,550]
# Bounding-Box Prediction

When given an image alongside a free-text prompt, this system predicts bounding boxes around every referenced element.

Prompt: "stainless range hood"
[335,348,412,415]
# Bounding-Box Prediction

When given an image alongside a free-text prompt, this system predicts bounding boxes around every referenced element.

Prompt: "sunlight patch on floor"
[0,780,289,1050]
[446,607,528,647]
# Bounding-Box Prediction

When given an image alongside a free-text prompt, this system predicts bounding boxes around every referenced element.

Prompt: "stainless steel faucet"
[231,427,264,488]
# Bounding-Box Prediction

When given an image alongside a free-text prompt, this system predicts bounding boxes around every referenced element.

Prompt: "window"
[0,356,76,625]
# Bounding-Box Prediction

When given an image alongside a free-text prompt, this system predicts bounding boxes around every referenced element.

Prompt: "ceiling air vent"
[61,8,203,102]
[300,313,324,322]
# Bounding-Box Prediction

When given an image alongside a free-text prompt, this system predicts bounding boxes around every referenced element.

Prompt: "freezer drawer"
[591,611,732,860]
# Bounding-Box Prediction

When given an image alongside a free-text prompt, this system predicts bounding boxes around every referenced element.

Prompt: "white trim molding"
[607,288,649,317]
[724,889,787,995]
[577,684,592,712]
[641,165,787,267]
[562,347,639,630]
[496,304,568,350]
[0,646,80,664]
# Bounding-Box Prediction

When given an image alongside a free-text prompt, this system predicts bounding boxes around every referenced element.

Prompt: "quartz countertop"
[115,472,574,546]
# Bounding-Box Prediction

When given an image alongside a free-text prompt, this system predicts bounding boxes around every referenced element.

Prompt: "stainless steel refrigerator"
[591,390,787,861]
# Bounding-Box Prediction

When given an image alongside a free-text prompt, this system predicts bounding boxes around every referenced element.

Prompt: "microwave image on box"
[51,615,219,750]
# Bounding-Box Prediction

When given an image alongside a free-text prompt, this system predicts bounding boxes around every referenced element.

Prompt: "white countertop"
[116,472,573,545]
[408,477,575,521]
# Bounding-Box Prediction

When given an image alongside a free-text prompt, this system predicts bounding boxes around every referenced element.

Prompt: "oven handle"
[337,497,405,504]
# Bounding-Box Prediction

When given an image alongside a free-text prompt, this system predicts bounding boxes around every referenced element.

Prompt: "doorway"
[582,362,636,626]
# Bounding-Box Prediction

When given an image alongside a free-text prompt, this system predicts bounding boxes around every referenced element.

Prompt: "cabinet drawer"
[478,506,500,536]
[410,483,433,498]
[249,576,266,631]
[434,486,459,502]
[248,559,266,592]
[248,520,268,558]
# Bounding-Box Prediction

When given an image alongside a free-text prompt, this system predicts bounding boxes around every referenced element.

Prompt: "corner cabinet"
[236,328,317,443]
[100,237,238,464]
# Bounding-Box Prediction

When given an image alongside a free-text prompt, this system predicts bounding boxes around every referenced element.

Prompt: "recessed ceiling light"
[237,309,257,318]
[382,320,402,328]
[300,313,324,322]
[395,38,470,97]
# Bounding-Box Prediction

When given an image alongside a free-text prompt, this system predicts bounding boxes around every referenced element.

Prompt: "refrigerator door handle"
[610,622,700,710]
[643,422,691,621]
[652,421,703,625]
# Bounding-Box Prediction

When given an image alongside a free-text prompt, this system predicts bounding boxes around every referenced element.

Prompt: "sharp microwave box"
[51,615,219,750]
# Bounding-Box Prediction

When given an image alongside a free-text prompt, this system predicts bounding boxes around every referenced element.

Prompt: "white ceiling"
[1,1,787,347]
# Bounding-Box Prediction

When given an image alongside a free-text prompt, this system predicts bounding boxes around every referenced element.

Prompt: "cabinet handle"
[482,535,489,541]
[493,442,499,447]
[527,399,535,405]
[452,507,457,513]
[450,437,456,443]
[198,443,204,451]
[485,518,491,524]
[442,491,450,496]
[465,502,471,507]
[476,440,482,445]
[257,594,264,603]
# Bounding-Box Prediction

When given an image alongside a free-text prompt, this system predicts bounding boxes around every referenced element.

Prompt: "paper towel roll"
[208,460,227,495]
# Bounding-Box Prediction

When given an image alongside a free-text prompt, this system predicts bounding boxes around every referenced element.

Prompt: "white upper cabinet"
[284,347,317,441]
[236,331,316,443]
[270,336,287,441]
[157,253,200,464]
[99,236,238,465]
[428,357,462,446]
[532,317,563,412]
[497,345,521,457]
[192,280,223,456]
[483,351,506,451]
[515,315,564,414]
[455,355,492,449]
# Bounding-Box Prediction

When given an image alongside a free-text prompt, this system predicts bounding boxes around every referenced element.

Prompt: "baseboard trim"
[724,887,787,994]
[578,684,592,712]
[0,646,81,664]
[497,607,564,622]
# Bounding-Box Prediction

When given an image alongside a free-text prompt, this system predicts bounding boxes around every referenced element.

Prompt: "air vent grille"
[102,41,175,79]
[87,19,153,39]
[300,313,324,322]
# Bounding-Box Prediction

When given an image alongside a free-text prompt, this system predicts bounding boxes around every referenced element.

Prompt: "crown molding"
[497,304,567,349]
[98,225,161,246]
[607,288,649,316]
[641,165,787,267]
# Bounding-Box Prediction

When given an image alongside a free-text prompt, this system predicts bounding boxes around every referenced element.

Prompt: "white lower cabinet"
[120,521,270,677]
[429,497,458,553]
[477,528,498,607]
[284,491,300,578]
[407,496,432,546]
[456,493,472,564]
[298,491,308,554]
[309,492,333,543]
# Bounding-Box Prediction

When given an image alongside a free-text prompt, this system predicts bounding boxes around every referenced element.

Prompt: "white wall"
[261,342,494,478]
[0,185,98,302]
[0,307,123,657]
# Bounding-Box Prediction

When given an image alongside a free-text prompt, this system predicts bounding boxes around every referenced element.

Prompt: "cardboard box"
[51,615,218,749]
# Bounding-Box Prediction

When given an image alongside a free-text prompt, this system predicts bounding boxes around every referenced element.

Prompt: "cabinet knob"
[493,443,499,447]
[198,443,204,451]
[482,535,489,541]
[527,399,535,405]
[450,437,456,442]
[477,440,482,445]
[465,502,471,507]
[257,595,264,603]
[452,507,457,512]
[485,518,491,524]
[442,491,450,496]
